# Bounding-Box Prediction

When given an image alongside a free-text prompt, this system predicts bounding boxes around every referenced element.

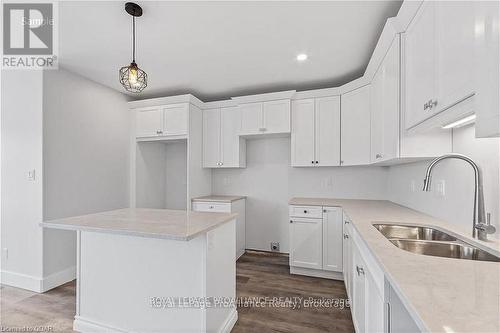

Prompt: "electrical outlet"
[270,242,280,252]
[410,180,416,193]
[436,180,446,197]
[27,169,36,181]
[2,248,8,261]
[324,176,334,189]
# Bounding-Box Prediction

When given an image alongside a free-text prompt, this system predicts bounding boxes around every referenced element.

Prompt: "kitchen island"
[41,208,238,333]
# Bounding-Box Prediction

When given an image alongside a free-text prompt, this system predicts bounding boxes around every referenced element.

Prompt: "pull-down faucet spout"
[422,153,496,241]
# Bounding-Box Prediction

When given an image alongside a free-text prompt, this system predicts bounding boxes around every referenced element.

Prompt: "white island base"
[43,208,238,333]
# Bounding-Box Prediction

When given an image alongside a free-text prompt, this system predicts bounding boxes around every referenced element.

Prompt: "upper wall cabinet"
[404,0,476,130]
[341,85,371,166]
[239,100,290,136]
[474,1,500,137]
[203,107,246,168]
[135,104,188,139]
[291,96,341,167]
[371,34,451,164]
[370,36,400,163]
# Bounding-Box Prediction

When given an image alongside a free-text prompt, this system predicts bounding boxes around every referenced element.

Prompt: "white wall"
[1,70,44,286]
[212,137,389,252]
[42,69,131,277]
[388,124,500,239]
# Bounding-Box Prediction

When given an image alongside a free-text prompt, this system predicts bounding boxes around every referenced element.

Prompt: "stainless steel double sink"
[373,224,500,262]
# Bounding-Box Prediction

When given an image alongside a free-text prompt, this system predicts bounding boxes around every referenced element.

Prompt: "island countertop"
[290,197,500,333]
[40,208,237,241]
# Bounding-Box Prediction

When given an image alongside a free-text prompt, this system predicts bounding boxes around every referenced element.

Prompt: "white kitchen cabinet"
[192,197,246,259]
[163,104,188,136]
[322,207,343,272]
[202,108,221,168]
[345,213,385,333]
[290,99,315,167]
[315,97,341,166]
[352,243,366,333]
[341,85,371,166]
[239,100,290,136]
[136,107,163,138]
[474,0,500,138]
[291,96,340,167]
[289,217,323,270]
[404,1,477,130]
[343,215,353,299]
[289,205,343,279]
[203,107,246,168]
[135,104,188,139]
[404,1,437,129]
[371,35,400,163]
[263,99,291,133]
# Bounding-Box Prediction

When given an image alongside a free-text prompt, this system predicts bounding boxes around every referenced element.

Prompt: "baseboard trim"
[1,266,76,293]
[74,310,238,333]
[290,266,344,280]
[1,270,42,292]
[73,316,127,333]
[41,265,76,292]
[219,308,238,333]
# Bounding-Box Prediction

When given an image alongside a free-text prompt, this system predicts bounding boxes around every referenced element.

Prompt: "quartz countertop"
[290,197,500,333]
[40,208,237,241]
[192,195,246,203]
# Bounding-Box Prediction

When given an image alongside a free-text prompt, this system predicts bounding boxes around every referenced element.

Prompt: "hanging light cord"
[132,16,136,63]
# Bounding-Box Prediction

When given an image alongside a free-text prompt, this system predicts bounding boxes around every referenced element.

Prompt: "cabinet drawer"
[289,205,323,218]
[192,202,231,213]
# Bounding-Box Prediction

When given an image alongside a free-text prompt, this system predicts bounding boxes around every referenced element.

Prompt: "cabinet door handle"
[290,220,293,223]
[303,210,308,214]
[311,161,314,164]
[156,130,163,135]
[343,234,349,239]
[376,154,383,159]
[356,266,364,276]
[315,161,319,164]
[340,160,344,165]
[386,302,391,333]
[344,220,350,224]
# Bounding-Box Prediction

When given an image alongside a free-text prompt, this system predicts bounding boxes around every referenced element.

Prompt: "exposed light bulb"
[128,66,138,85]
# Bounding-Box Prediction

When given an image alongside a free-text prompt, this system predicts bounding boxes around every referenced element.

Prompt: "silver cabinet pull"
[344,220,350,224]
[356,266,365,276]
[343,234,349,239]
[156,130,163,135]
[290,220,293,223]
[311,161,314,164]
[303,210,308,214]
[424,99,438,111]
[376,154,383,159]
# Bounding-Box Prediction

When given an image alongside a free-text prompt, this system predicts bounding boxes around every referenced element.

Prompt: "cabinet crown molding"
[231,90,296,104]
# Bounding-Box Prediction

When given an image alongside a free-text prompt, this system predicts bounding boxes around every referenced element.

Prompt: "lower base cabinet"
[289,205,343,279]
[344,214,420,333]
[192,198,246,260]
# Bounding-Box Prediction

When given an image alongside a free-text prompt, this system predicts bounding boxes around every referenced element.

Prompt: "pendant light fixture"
[119,2,147,93]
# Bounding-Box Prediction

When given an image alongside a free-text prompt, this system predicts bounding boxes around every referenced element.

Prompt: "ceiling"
[59,1,402,101]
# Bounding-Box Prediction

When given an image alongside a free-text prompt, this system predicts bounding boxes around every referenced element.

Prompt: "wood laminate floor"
[0,251,354,332]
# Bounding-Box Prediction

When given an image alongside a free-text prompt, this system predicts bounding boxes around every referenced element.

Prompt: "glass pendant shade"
[120,62,147,93]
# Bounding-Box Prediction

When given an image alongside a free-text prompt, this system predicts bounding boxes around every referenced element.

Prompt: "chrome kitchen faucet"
[422,153,496,241]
